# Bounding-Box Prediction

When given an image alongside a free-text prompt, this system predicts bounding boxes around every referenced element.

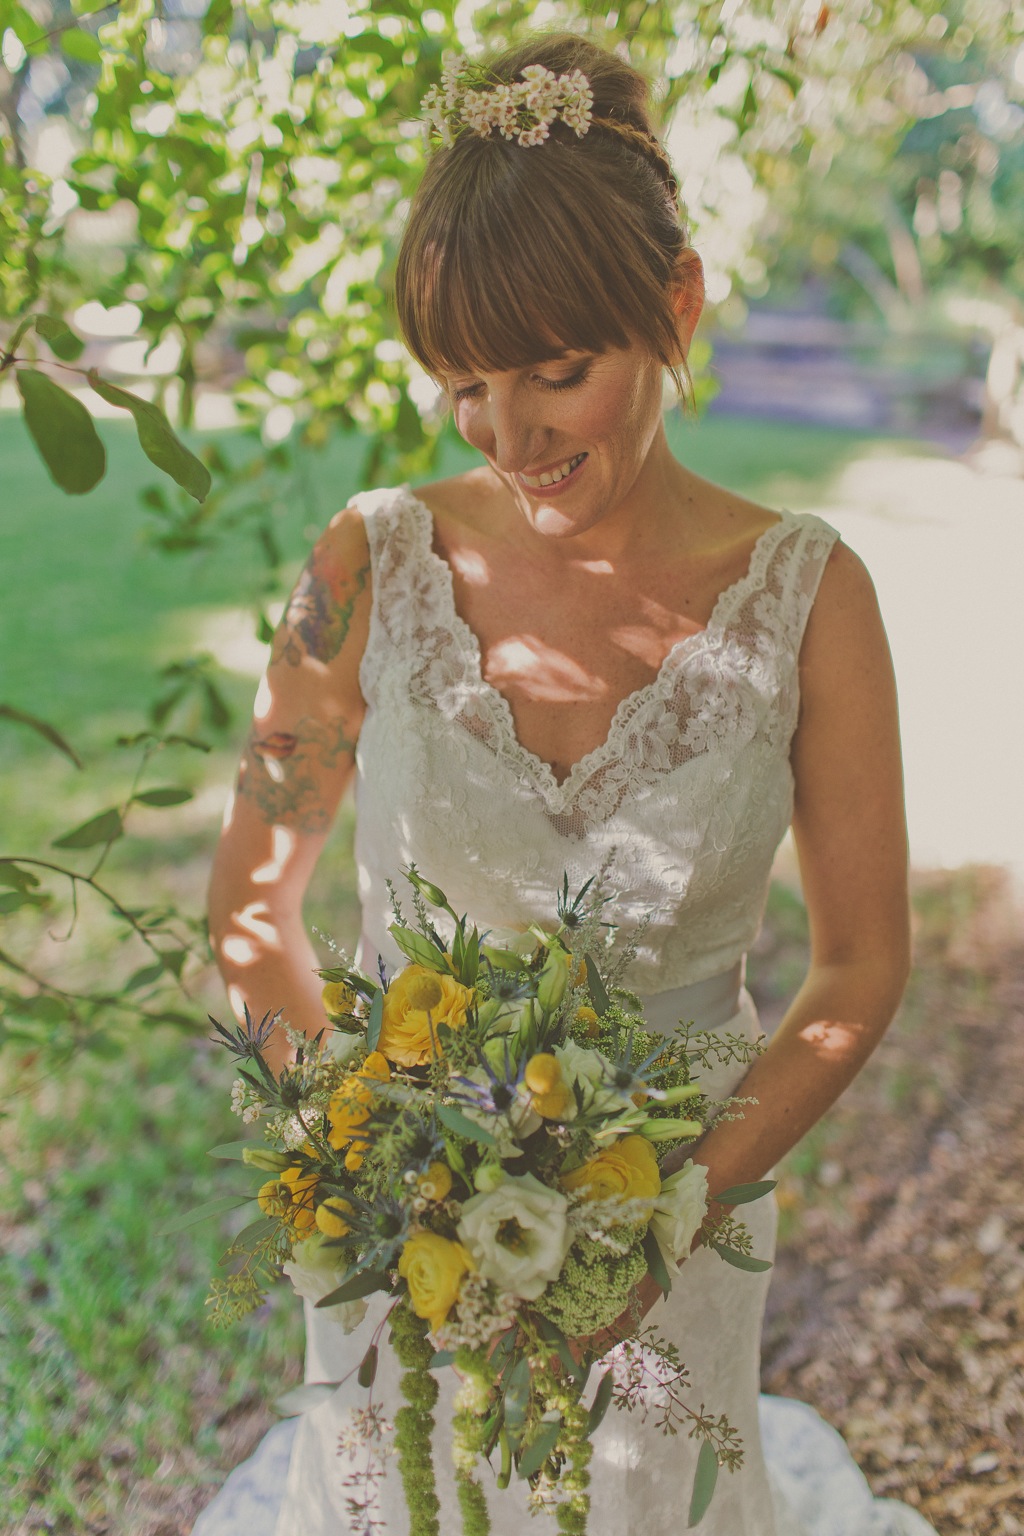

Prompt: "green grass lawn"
[0,402,941,1531]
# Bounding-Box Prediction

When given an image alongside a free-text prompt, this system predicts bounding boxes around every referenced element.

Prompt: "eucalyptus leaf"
[155,1194,251,1236]
[436,1103,496,1148]
[713,1180,777,1206]
[502,1356,531,1433]
[586,1368,615,1436]
[357,1344,378,1388]
[643,1226,674,1298]
[688,1439,720,1527]
[16,368,106,494]
[87,371,212,502]
[315,1268,389,1308]
[429,1349,455,1368]
[517,1418,561,1480]
[584,954,610,1016]
[206,1141,252,1161]
[133,786,193,807]
[709,1242,773,1273]
[366,988,383,1051]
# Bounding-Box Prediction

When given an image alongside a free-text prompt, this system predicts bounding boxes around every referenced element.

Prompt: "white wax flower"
[457,1172,572,1301]
[649,1160,709,1265]
[282,1235,368,1333]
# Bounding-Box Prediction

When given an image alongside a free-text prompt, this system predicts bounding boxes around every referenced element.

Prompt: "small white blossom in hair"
[419,55,594,148]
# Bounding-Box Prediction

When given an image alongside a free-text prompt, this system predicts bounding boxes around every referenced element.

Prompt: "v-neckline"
[400,486,793,803]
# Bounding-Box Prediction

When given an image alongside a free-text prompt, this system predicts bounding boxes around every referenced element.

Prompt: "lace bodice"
[352,485,838,993]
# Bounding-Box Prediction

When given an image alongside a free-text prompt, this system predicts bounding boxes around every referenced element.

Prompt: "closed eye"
[452,367,591,403]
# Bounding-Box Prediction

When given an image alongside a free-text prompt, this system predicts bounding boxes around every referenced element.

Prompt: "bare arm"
[207,504,372,1074]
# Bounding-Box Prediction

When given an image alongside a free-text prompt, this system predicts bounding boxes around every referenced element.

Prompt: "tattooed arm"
[207,504,372,1073]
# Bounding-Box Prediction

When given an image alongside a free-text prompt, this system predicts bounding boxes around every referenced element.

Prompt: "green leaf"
[315,1267,389,1308]
[34,313,85,360]
[713,1180,777,1206]
[3,315,36,355]
[273,1381,341,1416]
[52,807,123,850]
[429,1349,455,1368]
[357,1344,378,1388]
[0,861,40,892]
[643,1225,674,1298]
[0,703,82,766]
[688,1439,719,1527]
[125,962,165,991]
[388,924,450,971]
[536,1315,586,1383]
[16,368,106,494]
[502,1356,531,1434]
[228,1215,278,1247]
[436,1103,496,1148]
[207,1141,251,1160]
[366,988,383,1051]
[132,786,193,807]
[156,1194,251,1236]
[0,890,45,915]
[60,26,101,63]
[584,954,610,1016]
[586,1368,615,1436]
[709,1242,773,1273]
[517,1418,561,1480]
[87,371,212,502]
[256,612,275,644]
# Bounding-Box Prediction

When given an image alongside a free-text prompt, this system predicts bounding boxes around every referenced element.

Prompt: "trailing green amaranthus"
[391,1303,441,1536]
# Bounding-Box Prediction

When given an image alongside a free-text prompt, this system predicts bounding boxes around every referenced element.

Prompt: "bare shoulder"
[801,538,887,667]
[270,500,373,674]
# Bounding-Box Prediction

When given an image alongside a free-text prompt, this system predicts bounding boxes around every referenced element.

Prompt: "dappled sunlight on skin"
[235,901,281,946]
[796,1016,874,1063]
[253,673,273,720]
[251,826,297,885]
[221,935,257,965]
[220,784,237,833]
[488,635,605,703]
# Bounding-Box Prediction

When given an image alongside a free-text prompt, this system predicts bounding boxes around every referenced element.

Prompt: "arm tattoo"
[236,716,357,834]
[277,544,370,667]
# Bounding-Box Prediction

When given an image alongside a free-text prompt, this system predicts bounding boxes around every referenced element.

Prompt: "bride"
[198,32,936,1536]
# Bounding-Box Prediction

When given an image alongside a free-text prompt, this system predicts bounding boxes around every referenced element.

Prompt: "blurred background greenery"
[2,1,1022,1531]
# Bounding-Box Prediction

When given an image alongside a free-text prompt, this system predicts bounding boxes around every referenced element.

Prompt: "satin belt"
[638,958,745,1035]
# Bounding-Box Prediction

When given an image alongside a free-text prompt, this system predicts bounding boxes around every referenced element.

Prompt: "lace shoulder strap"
[719,510,839,663]
[350,484,448,703]
[779,512,841,651]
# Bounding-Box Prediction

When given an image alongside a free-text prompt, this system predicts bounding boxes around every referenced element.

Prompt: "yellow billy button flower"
[574,1005,600,1039]
[561,1134,661,1207]
[417,1162,453,1202]
[524,1052,575,1120]
[327,1051,391,1151]
[397,1231,474,1334]
[315,1195,354,1238]
[378,965,475,1068]
[258,1165,318,1234]
[321,980,359,1017]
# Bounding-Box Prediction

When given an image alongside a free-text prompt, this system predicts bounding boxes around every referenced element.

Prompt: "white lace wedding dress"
[193,487,936,1536]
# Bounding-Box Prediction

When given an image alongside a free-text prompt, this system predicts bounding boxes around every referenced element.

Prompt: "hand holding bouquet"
[204,871,774,1533]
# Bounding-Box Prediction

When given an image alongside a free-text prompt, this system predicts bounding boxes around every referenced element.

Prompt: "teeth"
[522,453,585,489]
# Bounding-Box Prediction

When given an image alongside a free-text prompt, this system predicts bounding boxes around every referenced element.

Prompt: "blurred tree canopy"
[0,0,1022,1064]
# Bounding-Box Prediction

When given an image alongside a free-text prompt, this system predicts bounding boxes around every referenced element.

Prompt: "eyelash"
[452,367,591,402]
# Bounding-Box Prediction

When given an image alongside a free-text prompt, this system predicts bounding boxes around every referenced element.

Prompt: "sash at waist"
[638,959,745,1035]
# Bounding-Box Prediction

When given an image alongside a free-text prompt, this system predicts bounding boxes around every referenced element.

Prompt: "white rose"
[282,1234,368,1333]
[457,1172,572,1301]
[650,1160,709,1265]
[554,1038,620,1114]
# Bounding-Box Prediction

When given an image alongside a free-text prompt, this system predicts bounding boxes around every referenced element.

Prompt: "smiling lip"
[516,452,588,495]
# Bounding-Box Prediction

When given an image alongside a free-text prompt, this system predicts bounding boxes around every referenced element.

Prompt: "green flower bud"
[242,1145,290,1172]
[657,1082,703,1107]
[473,1159,505,1193]
[636,1117,704,1142]
[536,945,570,1013]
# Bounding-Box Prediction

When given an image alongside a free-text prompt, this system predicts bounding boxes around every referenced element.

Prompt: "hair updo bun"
[394,32,700,401]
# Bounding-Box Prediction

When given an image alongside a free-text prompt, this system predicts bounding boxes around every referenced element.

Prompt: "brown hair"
[394,33,698,401]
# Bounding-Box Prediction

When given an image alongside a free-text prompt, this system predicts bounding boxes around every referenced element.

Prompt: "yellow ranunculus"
[397,1231,474,1333]
[258,1165,318,1233]
[561,1134,661,1207]
[327,1051,391,1151]
[378,965,475,1068]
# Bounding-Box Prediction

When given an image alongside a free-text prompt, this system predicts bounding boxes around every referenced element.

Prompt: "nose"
[463,387,543,475]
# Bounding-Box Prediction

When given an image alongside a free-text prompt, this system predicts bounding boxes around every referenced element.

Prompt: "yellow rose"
[397,1231,474,1333]
[378,965,475,1068]
[258,1164,318,1233]
[327,1051,391,1151]
[561,1134,661,1207]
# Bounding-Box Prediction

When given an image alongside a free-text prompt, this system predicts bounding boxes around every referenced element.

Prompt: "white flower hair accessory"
[420,51,594,148]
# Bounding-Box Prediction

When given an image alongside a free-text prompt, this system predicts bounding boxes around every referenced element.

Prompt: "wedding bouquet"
[203,870,773,1533]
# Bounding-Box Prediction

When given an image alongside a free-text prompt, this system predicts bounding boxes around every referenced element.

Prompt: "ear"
[668,247,705,360]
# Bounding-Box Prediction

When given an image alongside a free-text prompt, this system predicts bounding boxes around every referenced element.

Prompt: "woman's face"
[441,339,670,542]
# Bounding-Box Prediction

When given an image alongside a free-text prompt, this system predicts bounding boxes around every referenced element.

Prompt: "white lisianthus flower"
[457,1173,572,1301]
[650,1160,709,1265]
[554,1038,620,1114]
[282,1234,368,1333]
[456,1065,541,1158]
